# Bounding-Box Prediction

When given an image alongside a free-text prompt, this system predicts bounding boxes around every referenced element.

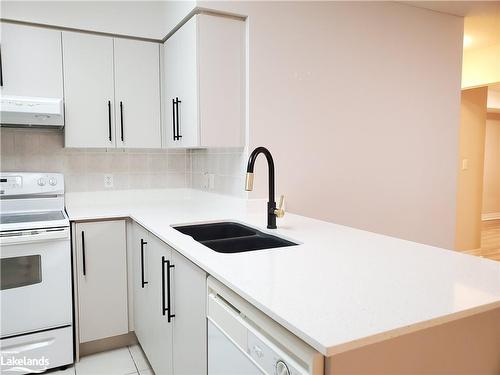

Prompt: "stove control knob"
[49,177,57,186]
[276,361,290,375]
[253,345,263,358]
[37,178,46,186]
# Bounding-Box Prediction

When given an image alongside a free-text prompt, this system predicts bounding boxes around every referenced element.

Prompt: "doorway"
[457,85,500,261]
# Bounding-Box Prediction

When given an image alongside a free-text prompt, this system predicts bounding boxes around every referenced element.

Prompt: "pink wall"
[201,1,464,249]
[3,1,465,248]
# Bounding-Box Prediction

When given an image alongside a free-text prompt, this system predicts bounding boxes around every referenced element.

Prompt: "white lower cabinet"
[75,220,129,343]
[171,247,207,375]
[132,222,207,375]
[131,223,152,346]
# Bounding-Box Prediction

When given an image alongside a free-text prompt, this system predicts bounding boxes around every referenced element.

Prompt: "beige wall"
[456,87,488,250]
[483,113,500,216]
[487,88,500,111]
[200,1,463,249]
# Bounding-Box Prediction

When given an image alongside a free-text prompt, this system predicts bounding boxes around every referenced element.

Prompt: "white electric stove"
[0,172,73,374]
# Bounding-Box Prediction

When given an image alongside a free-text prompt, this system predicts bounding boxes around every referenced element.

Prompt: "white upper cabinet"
[198,14,245,148]
[114,39,161,148]
[163,16,198,148]
[63,32,161,148]
[163,14,245,148]
[0,23,63,98]
[63,32,115,148]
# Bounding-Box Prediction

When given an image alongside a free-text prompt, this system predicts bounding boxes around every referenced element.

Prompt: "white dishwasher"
[207,277,324,375]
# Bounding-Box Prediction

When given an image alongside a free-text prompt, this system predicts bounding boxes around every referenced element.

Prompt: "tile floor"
[47,345,153,375]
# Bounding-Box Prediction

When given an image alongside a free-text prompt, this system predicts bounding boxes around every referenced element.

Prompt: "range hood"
[0,96,64,128]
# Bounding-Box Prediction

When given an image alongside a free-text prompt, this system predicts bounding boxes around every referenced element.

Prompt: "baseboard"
[79,332,137,358]
[482,212,500,221]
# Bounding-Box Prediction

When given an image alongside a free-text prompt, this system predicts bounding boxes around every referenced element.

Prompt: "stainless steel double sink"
[173,222,298,253]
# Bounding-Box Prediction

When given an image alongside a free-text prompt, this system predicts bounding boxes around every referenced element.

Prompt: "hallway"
[462,220,500,261]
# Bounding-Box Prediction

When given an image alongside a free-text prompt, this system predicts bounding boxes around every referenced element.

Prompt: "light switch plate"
[208,174,215,190]
[104,174,114,188]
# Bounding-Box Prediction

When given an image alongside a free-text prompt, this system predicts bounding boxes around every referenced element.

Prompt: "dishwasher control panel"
[247,329,305,375]
[207,277,323,375]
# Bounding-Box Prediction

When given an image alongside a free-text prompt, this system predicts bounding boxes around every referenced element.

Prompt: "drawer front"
[0,326,73,374]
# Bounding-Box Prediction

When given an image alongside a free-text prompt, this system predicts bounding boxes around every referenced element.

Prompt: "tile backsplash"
[0,128,247,197]
[189,148,247,198]
[0,128,188,192]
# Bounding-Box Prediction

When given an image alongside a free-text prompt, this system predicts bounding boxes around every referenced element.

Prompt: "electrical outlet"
[104,174,114,188]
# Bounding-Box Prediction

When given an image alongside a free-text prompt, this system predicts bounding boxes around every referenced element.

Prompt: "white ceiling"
[405,1,500,51]
[403,1,500,17]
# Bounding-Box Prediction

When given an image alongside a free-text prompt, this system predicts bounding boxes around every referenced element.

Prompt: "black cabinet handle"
[0,44,3,87]
[120,101,124,142]
[81,231,86,276]
[172,98,176,141]
[175,97,182,140]
[162,256,175,322]
[108,100,112,142]
[140,239,148,288]
[172,98,182,141]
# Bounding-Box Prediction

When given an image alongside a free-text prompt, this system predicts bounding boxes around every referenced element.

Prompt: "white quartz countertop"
[65,188,500,357]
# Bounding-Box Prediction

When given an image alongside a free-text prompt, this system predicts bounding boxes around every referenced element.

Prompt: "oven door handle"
[0,228,70,245]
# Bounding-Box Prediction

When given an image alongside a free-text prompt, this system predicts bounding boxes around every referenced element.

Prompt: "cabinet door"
[163,16,199,148]
[132,223,153,345]
[143,234,173,375]
[114,39,161,148]
[63,32,115,148]
[198,15,245,148]
[75,220,128,343]
[172,250,207,375]
[0,23,63,98]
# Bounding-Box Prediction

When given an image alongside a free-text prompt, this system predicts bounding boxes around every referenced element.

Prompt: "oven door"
[0,227,72,338]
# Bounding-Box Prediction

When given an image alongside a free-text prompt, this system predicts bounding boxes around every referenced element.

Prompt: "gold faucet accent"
[245,172,254,191]
[274,195,285,218]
